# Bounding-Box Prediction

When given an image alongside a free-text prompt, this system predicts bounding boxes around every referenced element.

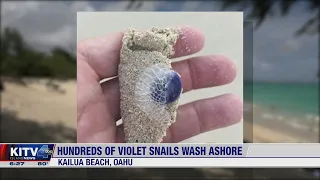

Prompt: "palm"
[77,26,243,143]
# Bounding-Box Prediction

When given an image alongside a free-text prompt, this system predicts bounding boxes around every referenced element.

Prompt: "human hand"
[77,26,243,143]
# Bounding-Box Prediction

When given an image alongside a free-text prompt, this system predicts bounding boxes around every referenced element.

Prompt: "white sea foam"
[262,113,274,119]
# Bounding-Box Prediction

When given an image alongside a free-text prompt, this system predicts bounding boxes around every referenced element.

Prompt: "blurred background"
[0,0,319,179]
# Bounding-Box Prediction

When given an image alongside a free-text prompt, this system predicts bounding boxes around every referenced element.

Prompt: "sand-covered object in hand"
[119,27,182,143]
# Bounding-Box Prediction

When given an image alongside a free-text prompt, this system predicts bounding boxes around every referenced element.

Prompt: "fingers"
[115,94,243,143]
[101,55,237,121]
[162,94,243,143]
[171,26,205,58]
[77,32,124,80]
[172,55,237,93]
[77,26,205,80]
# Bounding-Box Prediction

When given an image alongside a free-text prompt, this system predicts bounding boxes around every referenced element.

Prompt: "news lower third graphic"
[0,144,54,161]
[0,144,320,168]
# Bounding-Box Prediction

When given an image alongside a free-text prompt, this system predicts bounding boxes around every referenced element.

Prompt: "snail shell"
[135,64,182,122]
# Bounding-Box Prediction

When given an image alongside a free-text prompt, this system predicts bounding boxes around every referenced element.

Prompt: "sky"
[1,1,318,83]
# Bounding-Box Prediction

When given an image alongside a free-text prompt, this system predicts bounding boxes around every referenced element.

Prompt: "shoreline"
[244,102,319,143]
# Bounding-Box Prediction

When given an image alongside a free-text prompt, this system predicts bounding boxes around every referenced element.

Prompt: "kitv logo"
[10,145,53,160]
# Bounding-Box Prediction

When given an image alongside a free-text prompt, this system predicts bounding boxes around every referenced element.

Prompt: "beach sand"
[1,78,76,143]
[0,78,318,179]
[244,102,319,143]
[119,27,180,143]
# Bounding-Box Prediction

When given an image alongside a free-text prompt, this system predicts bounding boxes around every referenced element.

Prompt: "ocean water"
[244,82,319,117]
